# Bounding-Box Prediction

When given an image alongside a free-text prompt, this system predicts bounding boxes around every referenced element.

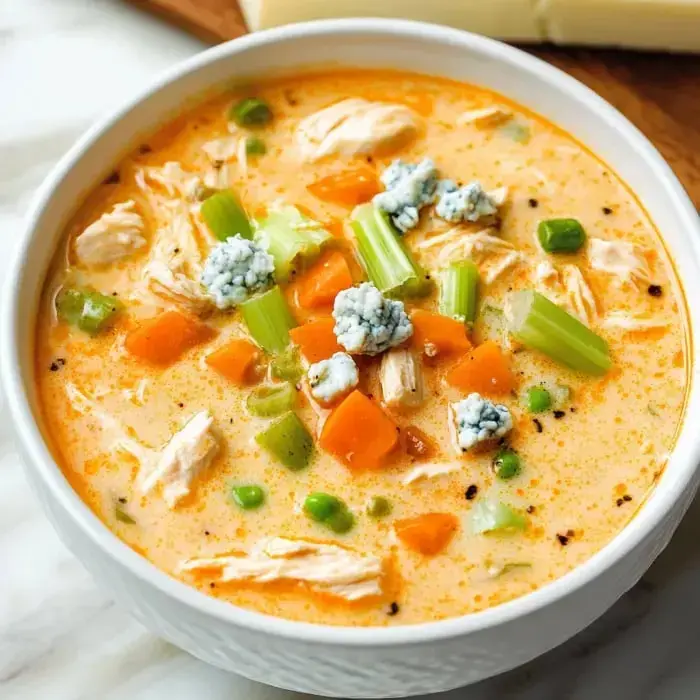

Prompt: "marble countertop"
[2,2,700,698]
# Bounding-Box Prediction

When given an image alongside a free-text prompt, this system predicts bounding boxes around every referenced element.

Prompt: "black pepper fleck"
[49,358,66,372]
[648,284,663,298]
[616,498,624,507]
[139,144,152,154]
[284,90,298,106]
[173,247,180,254]
[556,534,569,546]
[204,530,211,536]
[602,206,613,215]
[528,198,539,208]
[623,494,632,502]
[553,410,566,419]
[112,291,118,296]
[209,582,216,588]
[533,418,543,433]
[526,505,536,514]
[177,402,184,408]
[103,170,120,185]
[366,155,373,164]
[387,602,400,616]
[465,484,478,500]
[570,407,576,413]
[118,497,127,504]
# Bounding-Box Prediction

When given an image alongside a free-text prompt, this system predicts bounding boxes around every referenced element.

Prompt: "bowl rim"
[4,17,700,647]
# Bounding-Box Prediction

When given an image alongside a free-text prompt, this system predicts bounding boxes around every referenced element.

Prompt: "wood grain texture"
[122,0,700,208]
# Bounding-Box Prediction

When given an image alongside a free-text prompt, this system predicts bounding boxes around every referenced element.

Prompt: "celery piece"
[505,290,611,375]
[472,498,527,534]
[240,286,297,354]
[537,218,585,253]
[270,346,303,382]
[439,261,479,324]
[229,98,272,128]
[56,287,122,335]
[350,204,429,298]
[201,190,253,241]
[246,383,297,417]
[254,205,331,282]
[255,411,313,471]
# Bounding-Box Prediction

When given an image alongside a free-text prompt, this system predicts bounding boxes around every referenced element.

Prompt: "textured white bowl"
[3,19,700,699]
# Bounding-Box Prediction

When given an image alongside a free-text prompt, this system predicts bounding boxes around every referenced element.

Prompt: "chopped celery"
[537,218,586,253]
[254,205,331,282]
[270,346,303,382]
[472,498,527,534]
[505,290,611,375]
[56,287,122,335]
[246,383,297,417]
[229,98,272,127]
[350,204,429,298]
[255,411,313,471]
[439,261,479,324]
[201,190,253,241]
[240,286,297,354]
[245,136,266,155]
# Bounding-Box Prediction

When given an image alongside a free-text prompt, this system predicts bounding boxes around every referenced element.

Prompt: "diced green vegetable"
[472,498,527,534]
[255,411,313,471]
[500,120,531,144]
[303,492,355,534]
[270,346,303,382]
[488,561,532,577]
[439,261,479,324]
[245,136,267,155]
[366,495,392,518]
[56,288,122,335]
[537,218,586,254]
[241,286,297,354]
[492,449,521,480]
[115,502,136,524]
[231,485,265,510]
[254,205,332,282]
[201,190,253,240]
[350,204,429,298]
[526,386,552,413]
[246,383,297,417]
[505,290,611,375]
[327,509,355,534]
[229,97,273,127]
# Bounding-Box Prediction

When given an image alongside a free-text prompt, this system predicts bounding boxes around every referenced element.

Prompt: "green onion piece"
[56,288,122,335]
[439,261,479,324]
[350,204,429,298]
[254,205,332,282]
[115,502,136,524]
[201,190,253,241]
[492,449,521,480]
[245,136,267,155]
[500,120,531,144]
[472,498,527,534]
[255,411,313,471]
[231,485,265,510]
[304,492,343,522]
[270,346,303,382]
[241,286,297,354]
[246,383,297,417]
[505,290,611,375]
[366,496,392,518]
[229,98,273,127]
[327,509,355,534]
[537,218,586,253]
[526,386,552,413]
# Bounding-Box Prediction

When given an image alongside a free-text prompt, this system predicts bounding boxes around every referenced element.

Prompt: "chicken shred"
[589,238,651,288]
[379,349,425,408]
[534,260,597,324]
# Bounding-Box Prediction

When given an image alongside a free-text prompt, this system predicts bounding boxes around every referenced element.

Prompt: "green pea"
[326,508,355,534]
[304,492,342,522]
[493,449,521,481]
[245,136,267,155]
[232,485,265,510]
[526,386,552,413]
[230,98,272,127]
[366,496,392,518]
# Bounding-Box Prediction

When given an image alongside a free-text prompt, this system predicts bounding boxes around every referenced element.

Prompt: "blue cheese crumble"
[452,393,513,451]
[201,234,275,309]
[308,352,359,404]
[436,180,499,223]
[333,282,413,356]
[373,158,438,233]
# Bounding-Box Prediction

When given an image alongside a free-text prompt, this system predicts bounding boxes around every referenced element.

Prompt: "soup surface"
[37,70,689,626]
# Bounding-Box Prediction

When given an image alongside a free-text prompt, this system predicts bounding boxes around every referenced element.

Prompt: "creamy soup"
[36,70,689,626]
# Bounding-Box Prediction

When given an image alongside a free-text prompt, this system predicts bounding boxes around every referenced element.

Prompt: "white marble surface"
[2,2,700,698]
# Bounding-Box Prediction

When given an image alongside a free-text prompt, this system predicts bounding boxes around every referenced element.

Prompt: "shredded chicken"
[136,162,206,200]
[139,411,220,508]
[180,537,383,601]
[601,312,669,331]
[534,260,597,324]
[589,238,651,288]
[297,98,420,162]
[402,462,460,485]
[379,349,424,408]
[458,106,512,129]
[74,201,146,266]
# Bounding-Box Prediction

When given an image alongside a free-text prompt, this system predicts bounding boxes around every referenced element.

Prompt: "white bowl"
[3,19,700,699]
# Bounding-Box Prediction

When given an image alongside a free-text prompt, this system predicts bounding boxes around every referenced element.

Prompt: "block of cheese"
[542,0,700,53]
[239,0,543,42]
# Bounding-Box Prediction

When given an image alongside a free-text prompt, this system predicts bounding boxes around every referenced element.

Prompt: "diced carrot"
[125,311,215,366]
[297,250,353,310]
[205,339,260,386]
[446,340,516,395]
[320,390,399,471]
[411,310,472,357]
[394,513,459,556]
[289,318,343,362]
[307,164,380,207]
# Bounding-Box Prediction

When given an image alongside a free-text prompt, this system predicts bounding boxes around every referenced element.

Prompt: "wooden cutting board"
[126,0,700,208]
